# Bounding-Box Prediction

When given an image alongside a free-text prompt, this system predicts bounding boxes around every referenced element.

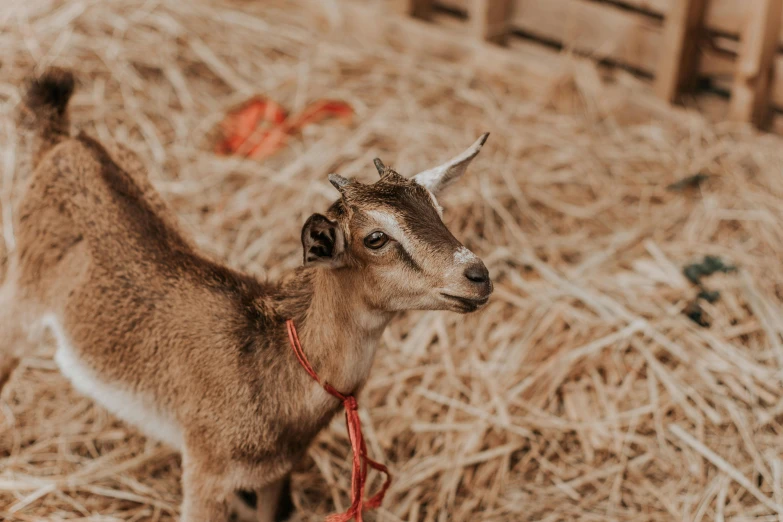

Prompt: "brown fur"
[0,69,492,522]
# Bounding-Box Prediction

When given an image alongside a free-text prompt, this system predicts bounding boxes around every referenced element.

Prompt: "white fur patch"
[45,314,184,450]
[365,210,420,255]
[412,134,488,195]
[412,169,442,193]
[454,246,478,265]
[365,210,403,238]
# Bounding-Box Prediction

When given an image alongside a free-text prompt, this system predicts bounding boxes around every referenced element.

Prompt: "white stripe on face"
[453,246,478,265]
[364,210,413,251]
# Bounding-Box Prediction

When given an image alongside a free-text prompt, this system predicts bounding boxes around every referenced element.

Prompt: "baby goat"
[0,69,493,522]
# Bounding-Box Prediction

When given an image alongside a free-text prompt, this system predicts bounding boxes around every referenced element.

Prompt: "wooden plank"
[432,0,783,115]
[595,0,782,48]
[614,1,757,43]
[469,0,512,44]
[433,10,567,65]
[653,0,708,102]
[713,56,783,111]
[391,0,435,19]
[616,0,669,13]
[729,0,783,125]
[511,0,661,74]
[351,1,566,88]
[440,0,730,82]
[443,0,783,46]
[441,0,663,74]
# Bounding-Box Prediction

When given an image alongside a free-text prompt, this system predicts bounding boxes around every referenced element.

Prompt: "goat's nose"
[464,263,490,284]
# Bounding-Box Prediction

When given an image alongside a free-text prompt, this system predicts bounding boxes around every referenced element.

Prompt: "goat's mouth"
[440,293,490,312]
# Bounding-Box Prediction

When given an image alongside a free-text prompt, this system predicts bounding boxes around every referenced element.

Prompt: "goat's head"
[301,134,492,313]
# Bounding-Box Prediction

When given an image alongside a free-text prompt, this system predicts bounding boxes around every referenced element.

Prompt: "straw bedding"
[2,0,783,520]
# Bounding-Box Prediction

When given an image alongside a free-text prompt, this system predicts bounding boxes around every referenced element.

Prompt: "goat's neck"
[281,267,393,394]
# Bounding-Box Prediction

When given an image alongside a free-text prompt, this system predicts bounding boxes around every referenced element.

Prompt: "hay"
[2,0,783,520]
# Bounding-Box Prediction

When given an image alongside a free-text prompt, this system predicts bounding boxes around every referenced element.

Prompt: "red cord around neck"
[286,319,391,522]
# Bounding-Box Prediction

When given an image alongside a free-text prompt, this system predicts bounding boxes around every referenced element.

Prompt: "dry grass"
[2,0,783,520]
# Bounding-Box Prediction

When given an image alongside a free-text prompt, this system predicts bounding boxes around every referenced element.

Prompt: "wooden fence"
[391,0,783,129]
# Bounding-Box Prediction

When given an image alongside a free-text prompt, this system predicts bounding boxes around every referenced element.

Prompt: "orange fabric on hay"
[217,97,353,160]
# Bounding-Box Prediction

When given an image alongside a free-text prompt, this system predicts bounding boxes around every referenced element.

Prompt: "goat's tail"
[22,67,75,167]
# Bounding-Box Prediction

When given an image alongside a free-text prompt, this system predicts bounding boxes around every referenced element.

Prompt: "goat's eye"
[364,231,389,249]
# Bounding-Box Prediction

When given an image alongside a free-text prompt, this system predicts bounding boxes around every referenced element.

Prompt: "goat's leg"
[255,477,287,522]
[229,490,260,522]
[230,475,292,522]
[180,459,232,522]
[272,474,295,522]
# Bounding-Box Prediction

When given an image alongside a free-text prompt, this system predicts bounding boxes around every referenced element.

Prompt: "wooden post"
[729,0,783,126]
[391,0,434,20]
[654,0,708,102]
[470,0,512,45]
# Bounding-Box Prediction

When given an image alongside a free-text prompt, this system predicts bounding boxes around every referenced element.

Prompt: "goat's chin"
[436,293,490,314]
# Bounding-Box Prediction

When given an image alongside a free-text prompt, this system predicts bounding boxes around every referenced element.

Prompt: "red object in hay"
[216,97,353,160]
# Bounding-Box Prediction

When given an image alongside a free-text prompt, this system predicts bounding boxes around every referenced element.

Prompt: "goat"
[0,68,493,522]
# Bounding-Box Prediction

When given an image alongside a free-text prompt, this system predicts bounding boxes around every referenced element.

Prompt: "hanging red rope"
[285,319,391,522]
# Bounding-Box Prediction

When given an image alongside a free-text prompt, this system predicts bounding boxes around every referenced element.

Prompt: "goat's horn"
[328,173,352,193]
[373,158,385,177]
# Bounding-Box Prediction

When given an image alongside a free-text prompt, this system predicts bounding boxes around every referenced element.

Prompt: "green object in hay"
[681,255,737,327]
[683,255,737,285]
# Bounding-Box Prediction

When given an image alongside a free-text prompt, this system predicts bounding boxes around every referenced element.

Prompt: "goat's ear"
[412,133,489,195]
[301,213,346,268]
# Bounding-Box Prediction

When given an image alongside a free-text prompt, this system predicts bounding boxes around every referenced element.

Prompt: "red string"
[286,319,392,522]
